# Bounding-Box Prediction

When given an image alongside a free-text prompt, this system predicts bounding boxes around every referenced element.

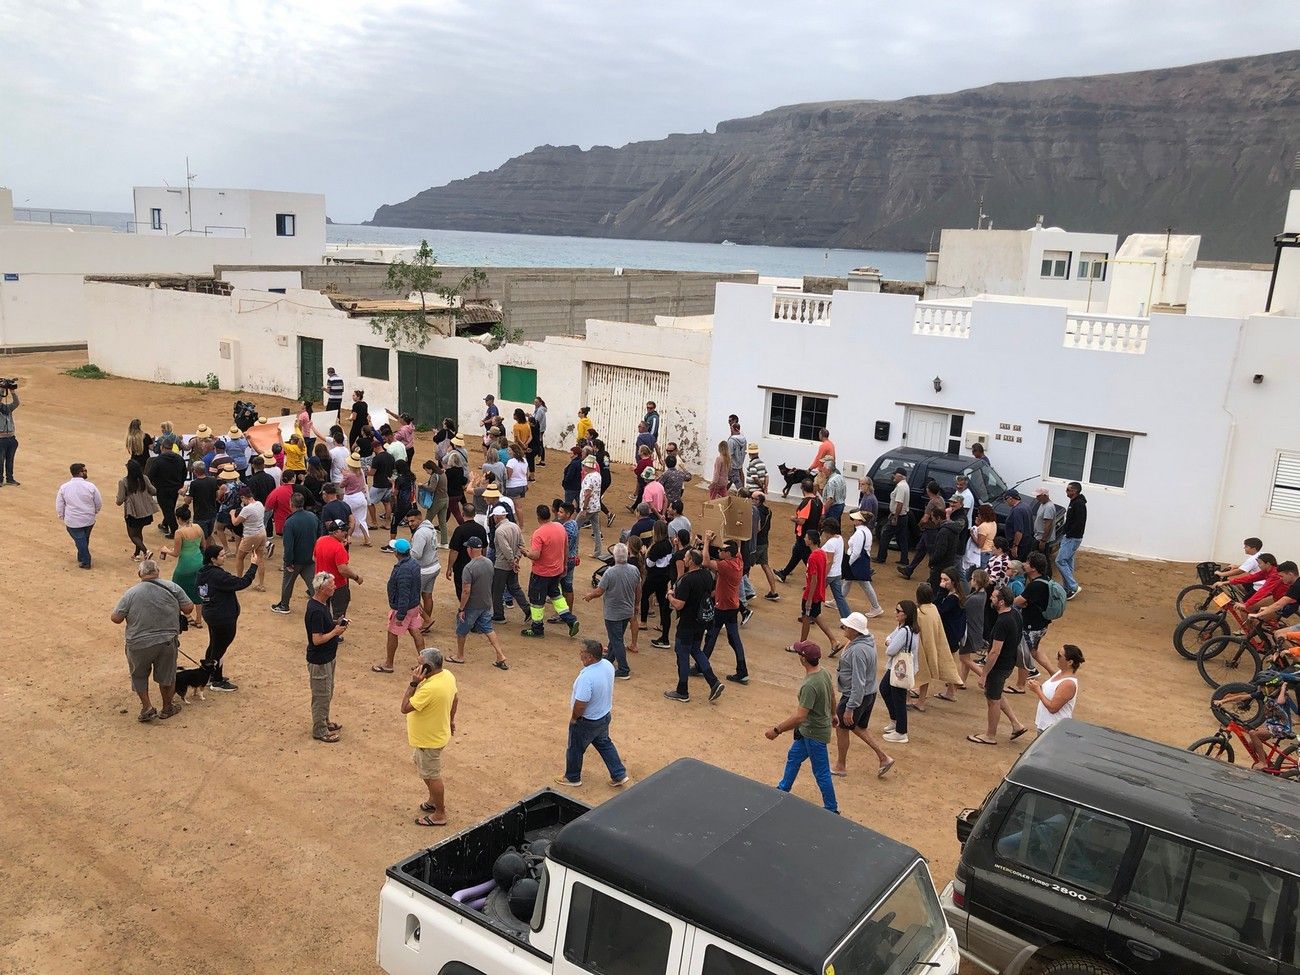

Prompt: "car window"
[828,864,948,975]
[1124,833,1191,921]
[995,792,1070,876]
[874,458,914,481]
[563,882,671,975]
[1180,848,1282,956]
[701,944,770,975]
[994,792,1130,895]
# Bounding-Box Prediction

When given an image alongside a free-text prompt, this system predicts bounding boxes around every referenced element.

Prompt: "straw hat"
[261,451,277,464]
[195,424,212,437]
[217,466,240,482]
[450,434,465,447]
[346,451,362,469]
[483,487,501,499]
[228,425,242,437]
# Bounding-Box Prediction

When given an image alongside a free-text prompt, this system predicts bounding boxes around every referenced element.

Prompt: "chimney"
[847,266,883,293]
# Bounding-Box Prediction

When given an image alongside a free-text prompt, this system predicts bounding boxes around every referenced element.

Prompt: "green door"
[397,352,458,428]
[298,337,324,403]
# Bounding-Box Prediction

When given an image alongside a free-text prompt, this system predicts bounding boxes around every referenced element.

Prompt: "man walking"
[1004,489,1033,561]
[557,640,630,789]
[701,532,749,685]
[489,504,530,624]
[794,529,843,652]
[765,641,837,813]
[584,543,640,680]
[0,382,18,485]
[305,572,348,743]
[323,366,345,412]
[451,537,509,668]
[966,586,1029,745]
[313,518,363,622]
[576,456,604,557]
[403,647,458,827]
[876,469,911,564]
[272,493,319,614]
[659,454,692,508]
[1032,487,1060,579]
[751,491,780,601]
[56,462,102,569]
[725,415,747,490]
[111,559,193,722]
[147,445,187,538]
[899,481,945,580]
[1014,551,1056,687]
[182,462,220,540]
[744,444,769,494]
[663,549,725,704]
[406,507,441,632]
[821,460,846,523]
[775,479,822,583]
[643,401,660,444]
[521,504,581,639]
[374,538,425,673]
[1056,481,1087,599]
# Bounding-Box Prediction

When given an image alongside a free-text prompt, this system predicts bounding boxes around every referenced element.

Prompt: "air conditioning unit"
[964,431,989,451]
[842,460,868,479]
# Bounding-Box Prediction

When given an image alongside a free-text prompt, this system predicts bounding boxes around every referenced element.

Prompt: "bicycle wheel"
[1197,636,1262,689]
[1270,741,1300,779]
[1210,682,1266,729]
[1173,612,1230,660]
[1175,584,1217,620]
[1188,734,1235,764]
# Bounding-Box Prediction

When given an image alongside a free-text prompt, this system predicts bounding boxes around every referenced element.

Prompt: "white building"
[132,186,325,265]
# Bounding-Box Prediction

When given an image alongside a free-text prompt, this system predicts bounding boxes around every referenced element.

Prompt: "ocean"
[15,208,926,280]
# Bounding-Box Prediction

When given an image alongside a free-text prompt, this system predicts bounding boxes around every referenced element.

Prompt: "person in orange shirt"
[809,428,835,471]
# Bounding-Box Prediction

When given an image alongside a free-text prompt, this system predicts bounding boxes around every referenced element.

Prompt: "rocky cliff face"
[370,51,1300,261]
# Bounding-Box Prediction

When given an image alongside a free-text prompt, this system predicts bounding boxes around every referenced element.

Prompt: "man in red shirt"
[791,529,846,654]
[701,531,749,684]
[313,519,364,622]
[520,504,580,639]
[264,471,298,537]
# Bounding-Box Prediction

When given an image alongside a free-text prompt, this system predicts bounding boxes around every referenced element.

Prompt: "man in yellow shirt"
[402,647,458,827]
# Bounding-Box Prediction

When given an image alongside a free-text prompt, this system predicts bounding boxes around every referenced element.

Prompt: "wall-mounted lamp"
[1253,374,1264,384]
[933,376,943,393]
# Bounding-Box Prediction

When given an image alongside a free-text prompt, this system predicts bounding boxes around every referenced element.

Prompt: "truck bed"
[387,789,589,942]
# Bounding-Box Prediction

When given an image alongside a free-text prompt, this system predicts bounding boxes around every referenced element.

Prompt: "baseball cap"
[1006,488,1021,500]
[490,504,511,518]
[392,538,411,555]
[465,536,484,548]
[840,612,871,635]
[792,641,822,664]
[326,518,349,533]
[1035,486,1049,497]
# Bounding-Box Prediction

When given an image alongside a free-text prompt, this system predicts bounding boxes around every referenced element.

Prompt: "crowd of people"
[92,370,1093,826]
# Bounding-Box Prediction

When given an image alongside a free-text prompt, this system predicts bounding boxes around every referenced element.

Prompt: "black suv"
[941,719,1300,975]
[867,447,1018,528]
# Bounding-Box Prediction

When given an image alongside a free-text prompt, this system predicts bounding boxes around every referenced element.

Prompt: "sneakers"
[568,619,581,638]
[896,567,913,579]
[883,731,909,743]
[4,479,18,486]
[606,512,615,527]
[520,628,545,638]
[764,591,781,601]
[740,607,754,626]
[883,722,896,733]
[610,776,631,788]
[380,544,394,553]
[651,638,671,649]
[1067,586,1082,600]
[663,691,690,703]
[616,671,632,681]
[773,570,788,584]
[1027,667,1040,678]
[866,608,884,618]
[266,540,275,558]
[688,668,703,678]
[725,673,750,685]
[270,604,290,615]
[554,776,582,788]
[209,678,238,692]
[708,683,725,703]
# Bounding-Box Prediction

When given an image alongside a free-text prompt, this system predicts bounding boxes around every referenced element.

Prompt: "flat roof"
[1007,720,1300,874]
[549,758,920,974]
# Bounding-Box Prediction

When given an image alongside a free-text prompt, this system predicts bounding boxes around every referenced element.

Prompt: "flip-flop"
[830,768,847,777]
[419,622,436,634]
[371,665,394,673]
[830,644,847,658]
[1011,728,1029,740]
[966,734,998,745]
[1005,687,1027,695]
[907,703,927,713]
[493,660,510,671]
[445,657,466,665]
[935,693,958,702]
[415,815,447,827]
[877,758,895,779]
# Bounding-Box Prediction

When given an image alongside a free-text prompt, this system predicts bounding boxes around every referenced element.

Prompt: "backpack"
[1043,578,1068,621]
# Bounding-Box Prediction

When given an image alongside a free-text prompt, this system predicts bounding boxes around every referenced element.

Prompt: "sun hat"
[792,641,822,664]
[228,425,242,437]
[346,451,362,469]
[483,487,501,499]
[261,451,276,464]
[582,457,598,468]
[392,538,411,555]
[217,467,240,482]
[746,443,759,455]
[450,434,465,447]
[840,612,872,635]
[195,424,212,437]
[641,467,657,481]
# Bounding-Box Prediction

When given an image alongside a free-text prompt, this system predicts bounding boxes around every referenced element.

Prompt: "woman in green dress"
[162,503,206,629]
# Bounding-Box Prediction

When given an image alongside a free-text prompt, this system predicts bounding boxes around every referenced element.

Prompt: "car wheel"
[1034,952,1123,975]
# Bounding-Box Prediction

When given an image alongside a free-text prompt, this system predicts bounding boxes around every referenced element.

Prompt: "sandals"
[371,665,394,673]
[1010,727,1029,740]
[327,722,343,733]
[877,758,896,779]
[907,702,927,713]
[830,768,847,777]
[1006,687,1027,695]
[313,732,341,743]
[420,801,438,813]
[138,707,158,723]
[419,621,436,634]
[935,693,958,703]
[415,814,447,827]
[967,734,998,745]
[493,660,510,671]
[158,702,183,720]
[444,657,466,665]
[829,644,848,658]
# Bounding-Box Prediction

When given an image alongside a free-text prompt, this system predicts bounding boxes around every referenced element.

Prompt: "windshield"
[826,863,947,975]
[966,464,1007,503]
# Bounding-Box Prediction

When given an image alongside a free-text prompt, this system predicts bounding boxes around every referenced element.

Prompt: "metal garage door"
[583,362,670,463]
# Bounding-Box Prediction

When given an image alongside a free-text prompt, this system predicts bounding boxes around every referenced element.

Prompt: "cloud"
[0,0,1295,219]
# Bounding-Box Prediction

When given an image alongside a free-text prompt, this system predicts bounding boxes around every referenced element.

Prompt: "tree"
[368,241,490,350]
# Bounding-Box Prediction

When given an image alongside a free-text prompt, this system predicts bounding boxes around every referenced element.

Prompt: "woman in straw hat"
[341,451,371,546]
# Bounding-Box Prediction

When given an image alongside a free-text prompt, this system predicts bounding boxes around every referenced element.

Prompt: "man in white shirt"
[56,462,102,569]
[327,432,350,484]
[577,457,604,557]
[876,469,911,564]
[952,474,975,519]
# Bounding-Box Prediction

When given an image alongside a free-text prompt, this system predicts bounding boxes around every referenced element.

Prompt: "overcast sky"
[1,1,1296,221]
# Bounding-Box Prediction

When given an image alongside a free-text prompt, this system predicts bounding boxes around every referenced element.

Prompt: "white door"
[904,408,949,452]
[583,362,671,464]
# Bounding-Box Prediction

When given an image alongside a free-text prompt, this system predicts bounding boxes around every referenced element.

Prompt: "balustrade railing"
[1064,314,1149,354]
[772,293,831,324]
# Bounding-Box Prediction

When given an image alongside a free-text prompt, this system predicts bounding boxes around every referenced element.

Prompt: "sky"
[1,1,1297,222]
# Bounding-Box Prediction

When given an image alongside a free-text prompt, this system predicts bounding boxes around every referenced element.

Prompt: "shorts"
[801,600,822,619]
[456,608,495,637]
[420,572,438,595]
[237,533,268,558]
[368,487,392,504]
[126,639,179,693]
[753,544,769,566]
[984,666,1013,701]
[837,693,876,729]
[388,607,423,636]
[412,746,443,779]
[1018,628,1046,669]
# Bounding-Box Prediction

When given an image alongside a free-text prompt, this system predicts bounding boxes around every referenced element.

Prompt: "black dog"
[174,661,213,702]
[777,463,812,499]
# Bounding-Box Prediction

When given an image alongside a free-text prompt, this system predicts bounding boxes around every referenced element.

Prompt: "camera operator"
[0,380,18,486]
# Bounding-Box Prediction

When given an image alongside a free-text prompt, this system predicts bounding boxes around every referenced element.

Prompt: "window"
[358,345,390,381]
[499,365,537,403]
[275,213,296,237]
[1077,252,1108,281]
[563,883,671,975]
[947,414,964,455]
[829,865,947,975]
[1125,833,1192,921]
[994,791,1130,895]
[1040,250,1071,279]
[702,945,770,975]
[766,390,829,442]
[1268,450,1300,517]
[150,207,162,231]
[1047,426,1132,489]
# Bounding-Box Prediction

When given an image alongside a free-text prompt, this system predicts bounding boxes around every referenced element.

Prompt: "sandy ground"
[0,351,1217,974]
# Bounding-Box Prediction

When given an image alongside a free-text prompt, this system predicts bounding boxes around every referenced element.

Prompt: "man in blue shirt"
[556,639,629,788]
[1004,489,1035,561]
[643,401,660,443]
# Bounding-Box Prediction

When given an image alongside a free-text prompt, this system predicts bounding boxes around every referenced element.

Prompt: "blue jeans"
[827,576,851,619]
[0,436,15,481]
[1056,537,1082,593]
[66,524,93,567]
[825,503,844,523]
[777,735,838,812]
[563,713,626,783]
[674,629,718,696]
[702,608,747,678]
[605,618,630,676]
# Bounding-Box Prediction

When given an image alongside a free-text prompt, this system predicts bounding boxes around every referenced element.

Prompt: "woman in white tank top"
[1027,644,1084,733]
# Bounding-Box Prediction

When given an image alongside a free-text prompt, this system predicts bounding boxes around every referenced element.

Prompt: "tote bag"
[890,629,916,690]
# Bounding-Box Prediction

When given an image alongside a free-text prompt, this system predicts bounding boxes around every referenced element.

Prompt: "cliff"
[370,51,1300,261]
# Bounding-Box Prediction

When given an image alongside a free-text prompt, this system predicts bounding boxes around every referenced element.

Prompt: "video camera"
[0,378,17,391]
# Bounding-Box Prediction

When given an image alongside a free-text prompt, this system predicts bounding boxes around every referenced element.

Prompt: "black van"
[941,719,1300,975]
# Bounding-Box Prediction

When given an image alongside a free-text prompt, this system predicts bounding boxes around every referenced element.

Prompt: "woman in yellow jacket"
[911,582,961,712]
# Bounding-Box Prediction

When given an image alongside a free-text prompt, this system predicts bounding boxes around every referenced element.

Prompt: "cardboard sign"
[700,494,754,541]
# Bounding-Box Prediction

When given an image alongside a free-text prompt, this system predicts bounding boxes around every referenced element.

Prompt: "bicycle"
[1189,670,1300,777]
[1175,561,1245,619]
[1172,590,1278,664]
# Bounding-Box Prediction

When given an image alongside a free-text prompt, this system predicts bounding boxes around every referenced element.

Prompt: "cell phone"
[338,617,350,626]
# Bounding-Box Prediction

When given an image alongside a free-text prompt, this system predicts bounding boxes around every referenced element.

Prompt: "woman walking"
[531,397,548,466]
[641,521,674,649]
[708,441,729,500]
[195,544,257,692]
[341,452,371,546]
[880,601,917,744]
[116,460,158,561]
[959,568,990,687]
[1027,644,1084,733]
[444,447,469,525]
[163,504,206,630]
[347,390,369,448]
[126,419,153,468]
[963,504,997,583]
[935,570,968,699]
[912,582,961,711]
[421,458,450,545]
[383,458,416,553]
[504,444,529,499]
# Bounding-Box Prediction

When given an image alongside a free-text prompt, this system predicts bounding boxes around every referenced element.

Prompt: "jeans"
[308,659,335,737]
[878,516,910,563]
[279,563,315,608]
[776,735,838,812]
[905,528,935,574]
[845,578,882,613]
[492,567,529,621]
[641,570,671,640]
[702,608,747,678]
[604,618,631,676]
[826,577,851,619]
[780,536,810,576]
[674,629,718,696]
[825,503,844,523]
[880,672,908,734]
[563,713,625,783]
[1056,537,1082,593]
[0,436,15,481]
[576,510,602,557]
[203,617,238,680]
[66,524,94,567]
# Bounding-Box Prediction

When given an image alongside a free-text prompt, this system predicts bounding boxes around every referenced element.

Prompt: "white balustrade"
[912,302,972,338]
[772,293,832,324]
[1064,314,1149,354]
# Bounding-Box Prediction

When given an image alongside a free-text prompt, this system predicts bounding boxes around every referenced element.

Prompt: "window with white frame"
[1047,426,1131,488]
[766,390,830,442]
[1040,250,1071,279]
[150,207,162,231]
[1077,252,1108,281]
[275,213,296,237]
[1268,451,1300,517]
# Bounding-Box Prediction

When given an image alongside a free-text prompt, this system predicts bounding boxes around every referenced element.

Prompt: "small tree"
[370,240,488,349]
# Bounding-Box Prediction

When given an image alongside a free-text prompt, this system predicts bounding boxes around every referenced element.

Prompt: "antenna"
[976,195,989,230]
[185,156,198,232]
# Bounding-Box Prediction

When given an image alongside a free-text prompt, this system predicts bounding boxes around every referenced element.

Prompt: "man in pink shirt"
[809,428,836,472]
[55,462,103,569]
[641,468,666,515]
[520,504,581,639]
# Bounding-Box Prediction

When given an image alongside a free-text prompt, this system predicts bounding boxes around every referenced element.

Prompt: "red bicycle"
[1188,672,1300,777]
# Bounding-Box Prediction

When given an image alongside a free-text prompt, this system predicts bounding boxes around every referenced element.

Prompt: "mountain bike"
[1172,591,1277,662]
[1175,560,1244,619]
[1190,670,1300,777]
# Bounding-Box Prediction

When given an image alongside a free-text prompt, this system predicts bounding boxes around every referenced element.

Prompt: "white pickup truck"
[378,758,959,975]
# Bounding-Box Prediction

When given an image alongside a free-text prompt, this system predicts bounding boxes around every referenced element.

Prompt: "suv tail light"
[952,879,966,909]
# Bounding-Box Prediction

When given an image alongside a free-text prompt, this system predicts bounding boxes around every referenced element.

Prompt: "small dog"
[174,662,213,702]
[777,463,812,498]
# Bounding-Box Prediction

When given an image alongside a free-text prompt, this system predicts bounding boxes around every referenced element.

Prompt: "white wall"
[708,283,1242,561]
[1020,228,1117,310]
[132,187,326,265]
[218,270,303,291]
[0,273,88,347]
[0,187,12,224]
[1106,234,1201,316]
[1186,265,1271,318]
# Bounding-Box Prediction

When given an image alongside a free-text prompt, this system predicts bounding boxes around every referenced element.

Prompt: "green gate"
[298,336,324,403]
[397,352,458,428]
